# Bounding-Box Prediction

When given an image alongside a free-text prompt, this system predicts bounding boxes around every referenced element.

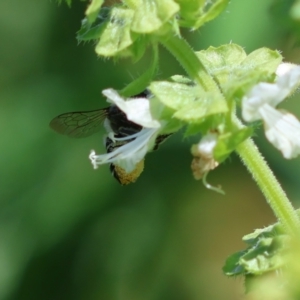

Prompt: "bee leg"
[153,134,173,151]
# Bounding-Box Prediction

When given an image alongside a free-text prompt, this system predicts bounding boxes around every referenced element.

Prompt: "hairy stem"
[236,136,300,235]
[158,34,218,92]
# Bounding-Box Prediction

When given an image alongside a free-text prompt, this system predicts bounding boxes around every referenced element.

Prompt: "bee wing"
[50,108,109,138]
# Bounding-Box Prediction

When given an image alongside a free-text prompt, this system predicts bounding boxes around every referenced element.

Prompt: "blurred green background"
[1,0,300,299]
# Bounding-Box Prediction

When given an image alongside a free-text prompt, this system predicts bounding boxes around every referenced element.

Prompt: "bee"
[50,91,170,184]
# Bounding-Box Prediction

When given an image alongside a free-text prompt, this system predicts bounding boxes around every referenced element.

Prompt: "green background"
[1,0,299,299]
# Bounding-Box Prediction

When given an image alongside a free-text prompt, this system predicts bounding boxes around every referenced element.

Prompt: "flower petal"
[242,63,300,122]
[191,134,218,179]
[191,133,218,158]
[275,63,300,101]
[259,104,300,159]
[242,82,283,122]
[102,89,160,128]
[89,128,158,172]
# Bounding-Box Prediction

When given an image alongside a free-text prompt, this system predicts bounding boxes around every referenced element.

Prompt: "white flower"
[89,89,161,172]
[242,63,300,159]
[89,128,159,172]
[259,105,300,159]
[191,133,219,180]
[103,89,160,128]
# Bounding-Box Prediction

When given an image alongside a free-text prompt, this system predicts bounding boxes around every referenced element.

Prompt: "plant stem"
[158,34,218,92]
[236,135,300,235]
[160,34,300,235]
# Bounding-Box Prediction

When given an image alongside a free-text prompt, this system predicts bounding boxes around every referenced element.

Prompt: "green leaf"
[223,222,287,277]
[149,95,183,134]
[149,95,175,120]
[241,48,282,74]
[196,44,282,100]
[173,92,227,121]
[196,44,247,87]
[159,111,184,134]
[227,48,282,99]
[240,237,285,275]
[125,0,180,33]
[192,0,229,30]
[113,33,148,60]
[175,0,229,29]
[242,224,284,245]
[214,127,253,162]
[95,7,135,57]
[161,119,183,134]
[150,76,205,110]
[149,76,186,133]
[77,7,110,41]
[85,0,104,24]
[222,250,247,276]
[175,0,205,28]
[150,75,227,125]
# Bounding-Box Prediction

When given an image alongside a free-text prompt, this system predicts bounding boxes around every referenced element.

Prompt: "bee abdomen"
[105,136,144,185]
[109,161,144,185]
